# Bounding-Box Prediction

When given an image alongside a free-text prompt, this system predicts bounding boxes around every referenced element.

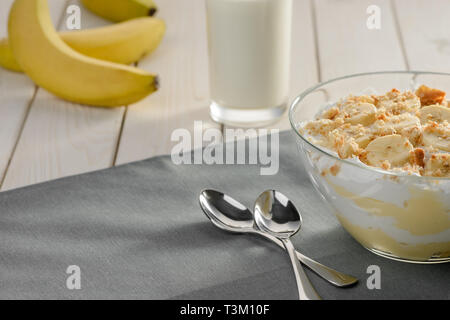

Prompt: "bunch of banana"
[3,0,165,107]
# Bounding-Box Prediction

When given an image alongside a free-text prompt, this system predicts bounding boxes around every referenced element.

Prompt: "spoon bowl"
[254,190,302,239]
[199,189,254,233]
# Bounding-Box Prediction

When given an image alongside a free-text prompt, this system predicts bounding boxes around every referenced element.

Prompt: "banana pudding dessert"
[301,85,449,177]
[296,84,450,262]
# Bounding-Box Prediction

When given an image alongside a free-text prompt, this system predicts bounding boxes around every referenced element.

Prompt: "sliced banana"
[377,93,420,114]
[385,113,420,132]
[419,104,450,124]
[422,122,450,152]
[383,113,420,133]
[371,114,419,137]
[405,95,421,110]
[343,125,373,148]
[365,134,413,167]
[354,135,373,149]
[343,102,377,126]
[423,132,450,152]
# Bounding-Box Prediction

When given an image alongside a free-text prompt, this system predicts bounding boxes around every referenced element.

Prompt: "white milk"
[206,0,292,126]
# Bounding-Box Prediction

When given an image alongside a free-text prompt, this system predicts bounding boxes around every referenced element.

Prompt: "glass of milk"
[206,0,292,127]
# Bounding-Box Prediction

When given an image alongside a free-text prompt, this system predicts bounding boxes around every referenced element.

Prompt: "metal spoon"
[199,189,358,287]
[254,190,320,300]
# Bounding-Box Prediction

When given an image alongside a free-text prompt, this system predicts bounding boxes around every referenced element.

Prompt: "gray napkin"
[0,131,448,300]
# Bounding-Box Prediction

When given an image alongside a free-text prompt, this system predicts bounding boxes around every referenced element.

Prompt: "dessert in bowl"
[289,71,450,263]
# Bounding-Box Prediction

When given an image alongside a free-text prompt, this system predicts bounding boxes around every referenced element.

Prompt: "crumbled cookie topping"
[301,86,450,177]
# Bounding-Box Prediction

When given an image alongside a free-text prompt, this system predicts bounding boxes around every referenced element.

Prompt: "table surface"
[0,0,449,192]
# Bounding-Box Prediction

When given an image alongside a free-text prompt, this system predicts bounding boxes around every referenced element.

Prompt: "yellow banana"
[0,38,21,72]
[9,0,158,108]
[81,0,158,22]
[0,17,165,73]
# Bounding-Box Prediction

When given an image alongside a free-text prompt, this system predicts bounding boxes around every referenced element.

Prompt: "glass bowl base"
[365,247,450,264]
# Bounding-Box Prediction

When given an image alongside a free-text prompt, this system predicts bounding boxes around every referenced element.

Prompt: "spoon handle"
[255,230,358,287]
[295,251,358,287]
[282,239,321,300]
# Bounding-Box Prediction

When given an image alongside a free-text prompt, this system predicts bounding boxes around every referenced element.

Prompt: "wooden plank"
[115,0,220,165]
[0,0,68,189]
[223,0,319,139]
[394,0,450,71]
[290,0,409,119]
[314,0,406,80]
[0,0,35,185]
[1,0,125,191]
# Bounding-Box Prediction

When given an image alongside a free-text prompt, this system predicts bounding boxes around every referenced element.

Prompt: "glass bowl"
[289,71,450,264]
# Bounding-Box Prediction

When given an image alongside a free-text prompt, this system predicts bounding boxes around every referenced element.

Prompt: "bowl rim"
[289,70,450,181]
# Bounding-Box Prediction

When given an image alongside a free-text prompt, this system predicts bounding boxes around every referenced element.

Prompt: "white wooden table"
[0,0,449,191]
